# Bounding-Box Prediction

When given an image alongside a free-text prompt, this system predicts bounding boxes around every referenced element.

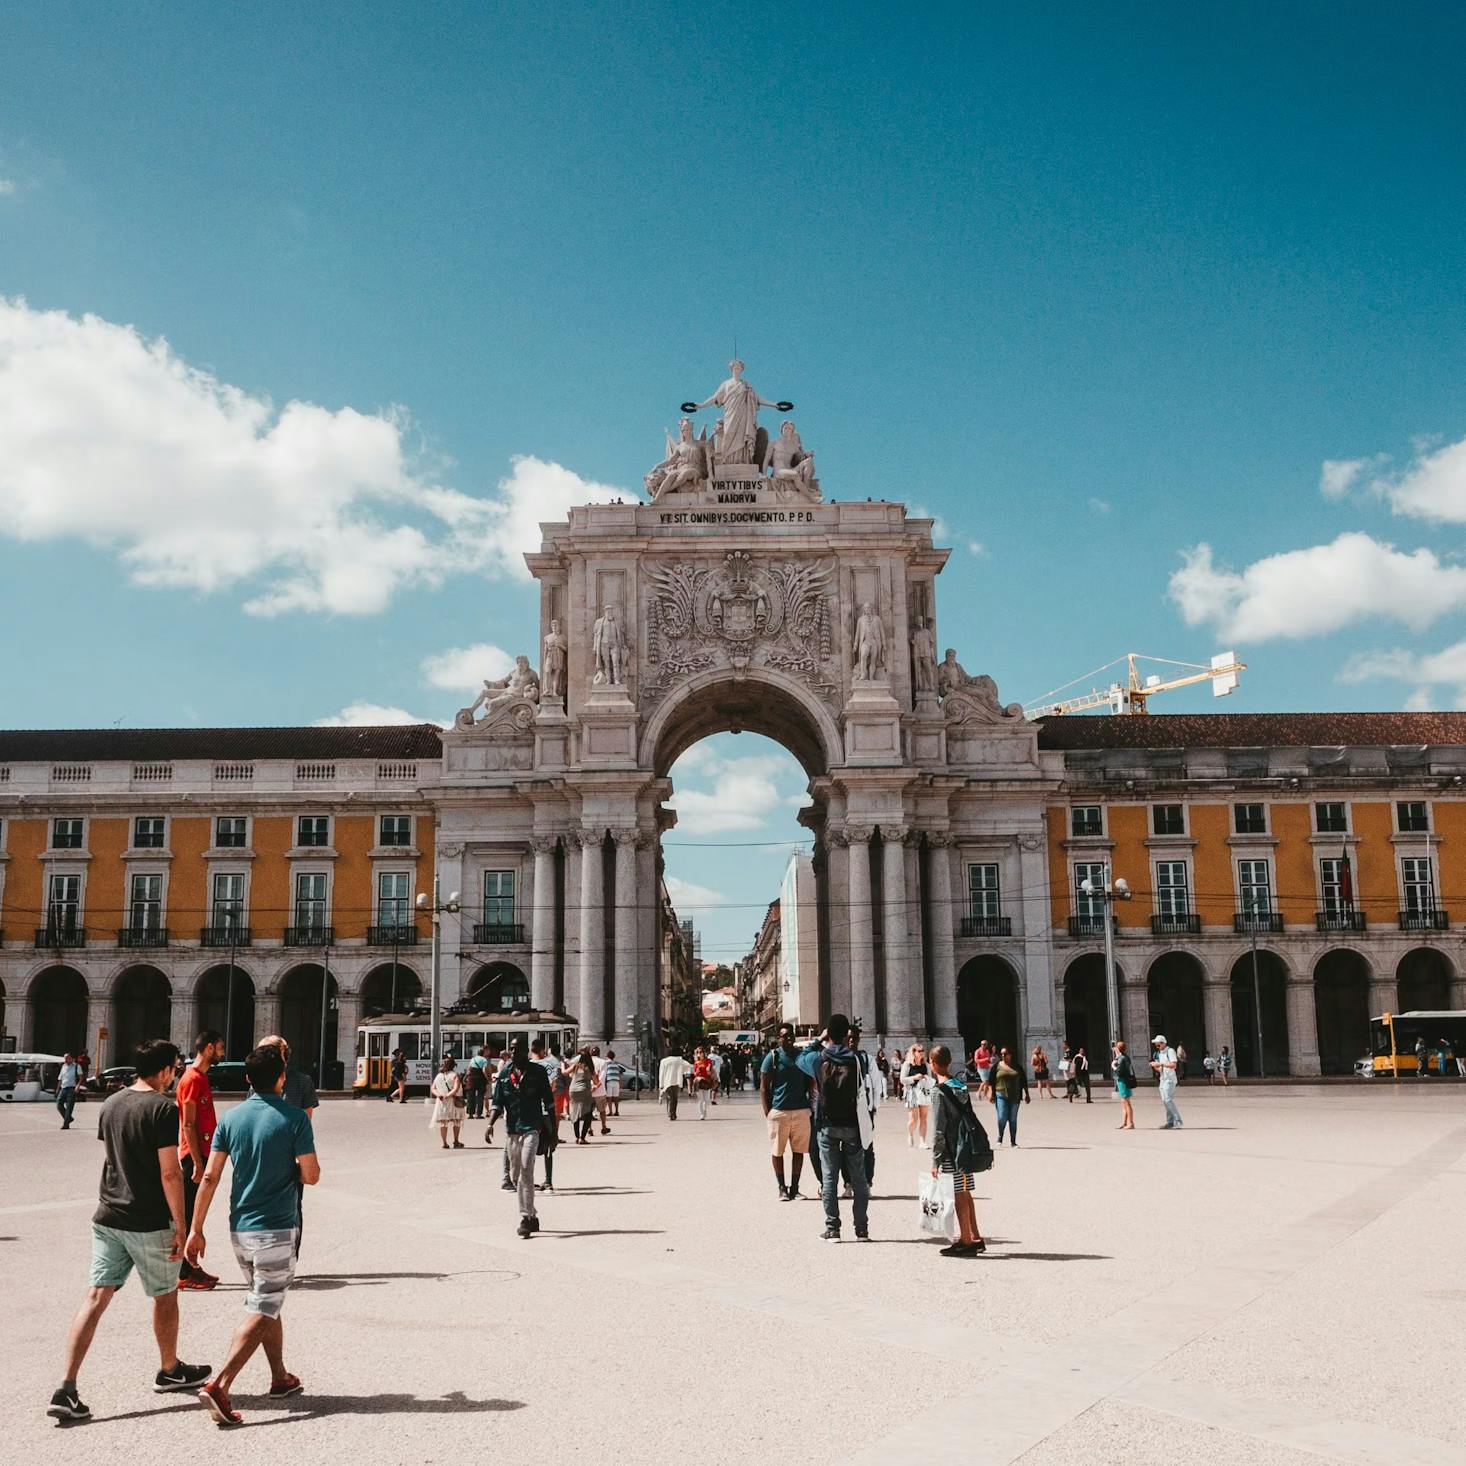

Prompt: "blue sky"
[4,1,1466,962]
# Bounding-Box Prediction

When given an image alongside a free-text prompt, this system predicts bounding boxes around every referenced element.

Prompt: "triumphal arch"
[437,362,1056,1056]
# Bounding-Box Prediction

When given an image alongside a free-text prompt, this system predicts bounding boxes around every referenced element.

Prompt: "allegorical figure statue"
[937,649,1023,718]
[937,648,966,698]
[767,419,817,496]
[541,618,567,700]
[644,417,710,498]
[459,654,539,726]
[592,604,630,686]
[853,602,885,682]
[912,615,937,694]
[692,359,784,465]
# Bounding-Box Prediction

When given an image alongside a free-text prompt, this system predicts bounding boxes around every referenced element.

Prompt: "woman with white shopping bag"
[928,1045,990,1257]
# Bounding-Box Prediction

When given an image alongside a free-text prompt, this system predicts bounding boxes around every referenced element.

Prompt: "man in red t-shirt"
[177,1030,225,1290]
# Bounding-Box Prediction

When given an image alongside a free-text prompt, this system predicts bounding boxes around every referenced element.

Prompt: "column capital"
[844,824,874,845]
[612,829,641,849]
[575,829,605,850]
[529,836,559,856]
[927,831,956,849]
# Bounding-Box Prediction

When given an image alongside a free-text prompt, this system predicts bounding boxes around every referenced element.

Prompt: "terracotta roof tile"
[1036,711,1466,750]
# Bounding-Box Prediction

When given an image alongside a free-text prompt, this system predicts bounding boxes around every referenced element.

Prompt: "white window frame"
[1155,860,1191,917]
[51,817,86,852]
[47,871,83,933]
[1396,800,1430,835]
[296,815,331,849]
[378,814,413,848]
[1233,802,1268,836]
[967,862,1001,920]
[1070,806,1103,837]
[377,869,412,927]
[1401,856,1436,915]
[210,870,248,930]
[128,871,164,932]
[132,816,167,851]
[294,870,331,931]
[1319,857,1349,914]
[214,815,249,850]
[1237,858,1273,914]
[1151,804,1187,837]
[1314,801,1350,835]
[483,869,516,927]
[1074,861,1108,919]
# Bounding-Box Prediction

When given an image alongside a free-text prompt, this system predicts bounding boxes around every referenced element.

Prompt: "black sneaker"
[155,1360,212,1393]
[517,1218,533,1238]
[529,1216,541,1232]
[939,1242,977,1257]
[780,1187,799,1202]
[821,1226,841,1242]
[854,1230,871,1241]
[47,1385,90,1421]
[501,1180,516,1192]
[777,1183,788,1200]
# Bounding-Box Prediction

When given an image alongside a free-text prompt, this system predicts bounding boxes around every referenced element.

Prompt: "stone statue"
[644,418,710,498]
[458,654,539,726]
[767,419,817,495]
[912,616,936,694]
[853,602,885,682]
[938,649,1023,718]
[592,604,630,686]
[541,618,567,700]
[691,360,785,465]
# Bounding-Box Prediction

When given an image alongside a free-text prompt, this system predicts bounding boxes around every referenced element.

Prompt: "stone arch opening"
[1063,953,1119,1065]
[1228,950,1290,1077]
[465,961,530,1014]
[29,965,89,1055]
[1314,948,1371,1075]
[362,962,423,1017]
[1146,952,1207,1060]
[1398,947,1452,1013]
[957,955,1019,1061]
[111,965,172,1064]
[277,964,339,1084]
[196,965,256,1059]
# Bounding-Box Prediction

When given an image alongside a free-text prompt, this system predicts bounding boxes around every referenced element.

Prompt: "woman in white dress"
[901,1042,933,1148]
[429,1056,466,1149]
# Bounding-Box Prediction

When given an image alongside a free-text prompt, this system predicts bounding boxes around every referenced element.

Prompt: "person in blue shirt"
[184,1043,319,1427]
[760,1022,813,1202]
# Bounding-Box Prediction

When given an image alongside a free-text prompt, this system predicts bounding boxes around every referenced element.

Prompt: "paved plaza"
[2,1080,1464,1465]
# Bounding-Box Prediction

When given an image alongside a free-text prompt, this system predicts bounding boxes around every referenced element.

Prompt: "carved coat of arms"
[644,551,835,705]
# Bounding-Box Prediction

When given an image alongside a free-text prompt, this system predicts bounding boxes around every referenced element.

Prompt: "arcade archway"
[1314,949,1370,1075]
[465,961,529,1014]
[1398,947,1451,1012]
[362,961,423,1016]
[196,965,256,1059]
[112,965,171,1061]
[29,966,89,1055]
[1147,952,1206,1058]
[1229,950,1290,1076]
[278,964,338,1084]
[1063,954,1117,1064]
[957,956,1019,1060]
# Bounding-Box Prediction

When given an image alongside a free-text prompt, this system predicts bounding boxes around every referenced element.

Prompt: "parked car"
[95,1065,137,1094]
[618,1068,654,1092]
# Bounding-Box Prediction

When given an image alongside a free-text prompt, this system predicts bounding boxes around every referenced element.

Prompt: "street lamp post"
[627,1012,640,1102]
[317,938,332,1087]
[1080,871,1131,1048]
[1247,911,1266,1080]
[417,876,460,1064]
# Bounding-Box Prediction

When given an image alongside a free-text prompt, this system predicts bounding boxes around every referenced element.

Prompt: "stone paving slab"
[2,1081,1463,1464]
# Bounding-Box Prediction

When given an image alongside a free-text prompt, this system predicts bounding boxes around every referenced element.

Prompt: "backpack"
[818,1054,860,1126]
[939,1086,994,1174]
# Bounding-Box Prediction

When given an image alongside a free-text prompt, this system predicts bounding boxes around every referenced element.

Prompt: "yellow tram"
[354,1009,579,1092]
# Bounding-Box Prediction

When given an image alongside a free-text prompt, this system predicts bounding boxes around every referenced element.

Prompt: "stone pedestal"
[534,698,569,771]
[842,680,902,765]
[907,693,946,766]
[578,686,638,768]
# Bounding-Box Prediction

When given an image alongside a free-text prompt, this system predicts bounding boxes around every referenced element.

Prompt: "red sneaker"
[268,1373,303,1398]
[178,1270,218,1291]
[197,1379,242,1427]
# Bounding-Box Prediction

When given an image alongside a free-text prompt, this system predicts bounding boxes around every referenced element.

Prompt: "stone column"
[826,835,851,1016]
[530,838,558,1012]
[435,843,467,1007]
[171,987,200,1055]
[613,831,639,1045]
[846,826,875,1030]
[578,831,606,1040]
[903,831,927,1037]
[563,836,581,1015]
[1121,979,1149,1059]
[879,828,912,1038]
[1017,835,1057,1040]
[1368,973,1398,1022]
[927,835,959,1041]
[1202,977,1234,1063]
[335,988,363,1084]
[1287,979,1321,1076]
[636,835,658,1046]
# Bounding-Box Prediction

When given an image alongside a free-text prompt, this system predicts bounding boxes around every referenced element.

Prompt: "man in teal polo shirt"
[760,1022,813,1202]
[184,1043,320,1427]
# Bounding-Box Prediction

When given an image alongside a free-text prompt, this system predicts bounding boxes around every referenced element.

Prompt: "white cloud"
[1318,456,1383,499]
[667,751,802,834]
[965,539,986,557]
[1087,497,1112,515]
[1339,640,1466,709]
[0,297,630,616]
[0,179,15,197]
[1169,534,1466,641]
[1375,434,1466,524]
[663,875,727,908]
[313,700,438,726]
[420,642,514,693]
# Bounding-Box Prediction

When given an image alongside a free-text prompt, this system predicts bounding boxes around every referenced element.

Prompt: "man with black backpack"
[796,1014,871,1242]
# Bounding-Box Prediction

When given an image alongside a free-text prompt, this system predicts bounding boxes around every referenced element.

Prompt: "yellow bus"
[1365,1011,1466,1077]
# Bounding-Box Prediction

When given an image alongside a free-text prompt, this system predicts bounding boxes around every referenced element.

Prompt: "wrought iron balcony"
[1399,908,1448,932]
[1066,914,1111,938]
[472,921,525,944]
[200,924,252,947]
[368,923,420,946]
[1233,911,1284,934]
[1315,910,1366,933]
[118,926,169,948]
[35,925,86,948]
[1151,913,1201,936]
[284,924,335,947]
[960,914,1012,938]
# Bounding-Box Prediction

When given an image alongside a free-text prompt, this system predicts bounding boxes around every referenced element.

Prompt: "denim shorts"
[230,1228,299,1317]
[89,1223,180,1297]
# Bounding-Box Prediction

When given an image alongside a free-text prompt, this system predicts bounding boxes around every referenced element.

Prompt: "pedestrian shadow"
[1018,1145,1088,1150]
[73,1391,525,1426]
[975,1251,1111,1262]
[540,1228,665,1238]
[548,1186,650,1195]
[292,1268,519,1290]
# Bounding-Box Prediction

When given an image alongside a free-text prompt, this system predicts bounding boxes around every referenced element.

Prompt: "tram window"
[447,1036,464,1060]
[356,1032,366,1058]
[400,1034,420,1060]
[465,1031,485,1051]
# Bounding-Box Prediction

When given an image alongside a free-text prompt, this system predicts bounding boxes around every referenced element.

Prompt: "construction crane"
[1023,652,1246,720]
